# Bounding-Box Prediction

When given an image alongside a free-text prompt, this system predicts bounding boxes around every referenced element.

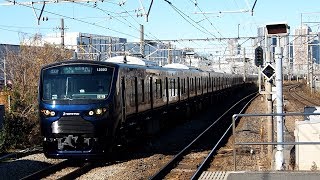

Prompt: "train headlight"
[88,110,94,116]
[41,109,56,117]
[95,108,103,115]
[88,108,107,116]
[50,111,56,116]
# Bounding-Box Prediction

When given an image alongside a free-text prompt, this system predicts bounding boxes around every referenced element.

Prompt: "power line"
[189,0,227,47]
[9,0,140,39]
[0,24,54,30]
[163,0,218,38]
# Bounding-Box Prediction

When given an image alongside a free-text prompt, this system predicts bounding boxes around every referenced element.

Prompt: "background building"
[0,44,20,87]
[293,25,312,75]
[43,32,187,66]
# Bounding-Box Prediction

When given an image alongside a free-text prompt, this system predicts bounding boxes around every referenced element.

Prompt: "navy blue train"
[38,56,257,159]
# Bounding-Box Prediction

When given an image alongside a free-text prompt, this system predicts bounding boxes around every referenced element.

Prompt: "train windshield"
[41,65,114,101]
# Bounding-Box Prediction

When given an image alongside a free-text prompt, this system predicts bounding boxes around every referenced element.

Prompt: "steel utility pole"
[168,42,172,64]
[243,48,246,81]
[60,18,65,48]
[140,24,145,57]
[275,37,284,170]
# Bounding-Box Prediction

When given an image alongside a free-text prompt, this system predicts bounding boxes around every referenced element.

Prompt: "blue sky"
[0,0,319,50]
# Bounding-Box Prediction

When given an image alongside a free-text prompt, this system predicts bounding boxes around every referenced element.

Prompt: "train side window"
[173,78,176,96]
[191,78,194,92]
[141,79,145,102]
[155,78,162,99]
[194,77,197,94]
[198,77,201,90]
[177,77,180,97]
[181,78,184,94]
[155,79,158,98]
[160,79,163,99]
[169,78,175,97]
[146,77,150,103]
[134,77,138,111]
[129,78,135,106]
[165,77,169,98]
[183,78,186,94]
[205,77,208,93]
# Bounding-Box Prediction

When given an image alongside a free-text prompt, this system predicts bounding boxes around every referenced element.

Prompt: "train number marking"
[97,68,108,71]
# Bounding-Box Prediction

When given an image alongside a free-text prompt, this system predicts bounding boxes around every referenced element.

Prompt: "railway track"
[286,83,320,108]
[18,151,133,179]
[20,159,105,180]
[0,146,42,162]
[149,92,258,179]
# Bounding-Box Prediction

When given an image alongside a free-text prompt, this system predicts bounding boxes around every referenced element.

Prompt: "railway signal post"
[266,23,290,171]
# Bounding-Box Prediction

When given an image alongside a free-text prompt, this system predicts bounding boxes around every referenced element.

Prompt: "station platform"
[199,171,320,180]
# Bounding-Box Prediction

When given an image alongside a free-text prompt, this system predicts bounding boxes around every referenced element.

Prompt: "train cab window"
[42,65,113,101]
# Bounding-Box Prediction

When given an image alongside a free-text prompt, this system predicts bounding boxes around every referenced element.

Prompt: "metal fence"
[232,112,320,171]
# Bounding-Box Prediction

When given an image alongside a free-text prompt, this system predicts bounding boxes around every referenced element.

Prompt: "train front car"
[38,60,118,159]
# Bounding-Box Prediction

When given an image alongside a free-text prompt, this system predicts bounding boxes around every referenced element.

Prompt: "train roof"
[162,63,189,69]
[104,55,158,66]
[40,58,230,76]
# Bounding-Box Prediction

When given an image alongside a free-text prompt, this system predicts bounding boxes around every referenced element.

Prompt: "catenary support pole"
[60,18,64,48]
[275,37,284,170]
[140,24,144,57]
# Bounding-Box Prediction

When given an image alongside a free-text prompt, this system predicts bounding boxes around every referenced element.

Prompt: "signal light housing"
[255,46,264,67]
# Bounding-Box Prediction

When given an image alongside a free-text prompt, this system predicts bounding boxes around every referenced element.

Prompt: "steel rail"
[20,160,70,180]
[57,162,96,180]
[190,93,258,180]
[0,146,42,162]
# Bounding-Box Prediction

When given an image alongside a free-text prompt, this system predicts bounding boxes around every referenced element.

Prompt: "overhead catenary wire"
[189,0,227,48]
[7,0,140,39]
[72,1,188,59]
[163,0,222,41]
